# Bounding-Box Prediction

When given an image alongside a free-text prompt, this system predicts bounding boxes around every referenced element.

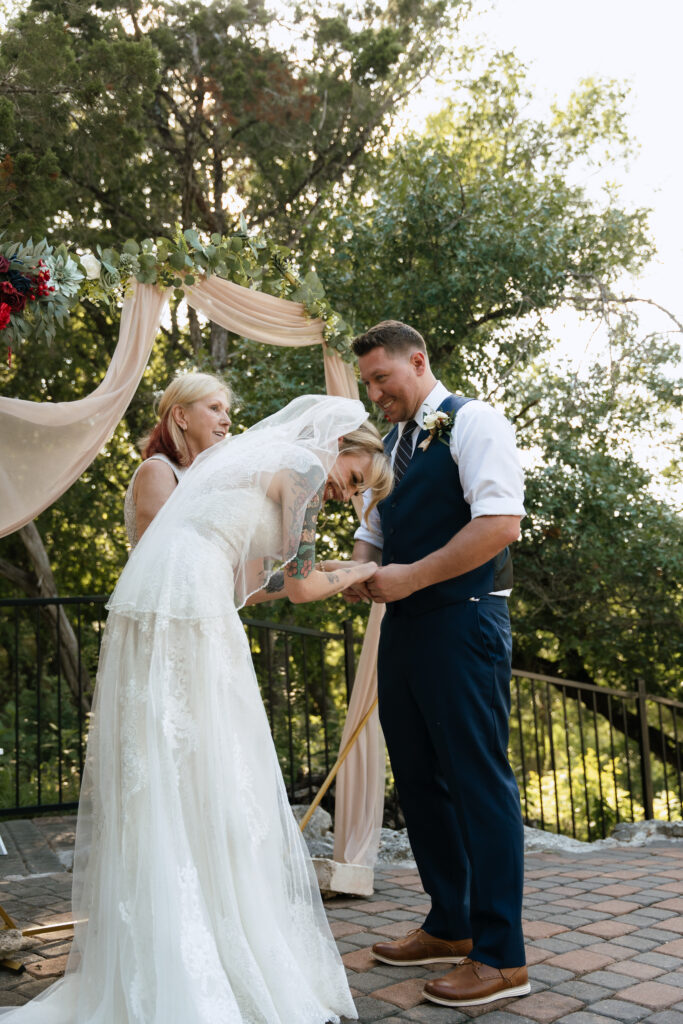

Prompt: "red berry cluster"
[28,260,55,301]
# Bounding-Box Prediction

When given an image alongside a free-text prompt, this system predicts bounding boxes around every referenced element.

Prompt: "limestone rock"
[290,805,332,840]
[376,828,416,867]
[312,858,374,898]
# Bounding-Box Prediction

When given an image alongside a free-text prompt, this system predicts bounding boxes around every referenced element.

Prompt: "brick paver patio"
[2,817,683,1023]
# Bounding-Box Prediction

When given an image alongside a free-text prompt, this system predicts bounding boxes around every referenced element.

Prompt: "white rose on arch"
[79,253,102,280]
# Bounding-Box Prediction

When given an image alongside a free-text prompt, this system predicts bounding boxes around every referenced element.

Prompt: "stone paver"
[618,981,683,1009]
[2,818,683,1021]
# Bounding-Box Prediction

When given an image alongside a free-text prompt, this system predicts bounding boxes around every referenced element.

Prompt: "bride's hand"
[317,559,359,573]
[340,561,377,603]
[351,560,377,582]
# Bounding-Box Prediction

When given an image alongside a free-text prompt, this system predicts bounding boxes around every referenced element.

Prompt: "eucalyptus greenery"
[2,225,354,358]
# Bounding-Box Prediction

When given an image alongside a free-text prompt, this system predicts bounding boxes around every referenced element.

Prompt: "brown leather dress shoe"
[371,928,473,966]
[423,958,530,1006]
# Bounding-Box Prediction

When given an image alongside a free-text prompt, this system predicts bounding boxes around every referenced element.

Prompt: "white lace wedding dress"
[1,396,364,1024]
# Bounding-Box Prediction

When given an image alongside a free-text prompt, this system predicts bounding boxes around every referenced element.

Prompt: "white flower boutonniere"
[418,409,455,451]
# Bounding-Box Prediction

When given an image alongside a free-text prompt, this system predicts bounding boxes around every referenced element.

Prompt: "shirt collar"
[400,381,450,434]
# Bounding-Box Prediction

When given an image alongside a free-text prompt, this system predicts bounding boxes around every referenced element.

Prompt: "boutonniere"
[418,409,454,451]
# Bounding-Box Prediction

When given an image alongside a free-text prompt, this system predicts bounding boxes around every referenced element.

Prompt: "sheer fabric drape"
[0,278,383,867]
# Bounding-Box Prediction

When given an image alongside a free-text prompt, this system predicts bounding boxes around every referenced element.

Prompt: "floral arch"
[0,228,384,872]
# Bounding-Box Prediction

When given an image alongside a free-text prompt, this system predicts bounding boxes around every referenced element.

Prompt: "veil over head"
[107,394,369,618]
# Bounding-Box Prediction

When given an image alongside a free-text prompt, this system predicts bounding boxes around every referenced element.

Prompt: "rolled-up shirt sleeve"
[354,489,384,549]
[452,401,525,519]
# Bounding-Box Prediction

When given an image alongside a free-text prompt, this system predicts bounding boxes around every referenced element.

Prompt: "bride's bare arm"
[285,560,377,604]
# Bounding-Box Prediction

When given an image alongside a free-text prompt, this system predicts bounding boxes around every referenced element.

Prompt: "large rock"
[291,805,335,859]
[608,819,683,843]
[291,805,332,840]
[376,828,416,867]
[312,858,374,898]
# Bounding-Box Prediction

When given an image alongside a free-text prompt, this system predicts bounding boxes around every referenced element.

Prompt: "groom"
[346,320,529,1008]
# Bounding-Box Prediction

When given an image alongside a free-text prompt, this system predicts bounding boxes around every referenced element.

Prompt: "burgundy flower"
[0,281,26,312]
[0,303,11,330]
[0,256,10,274]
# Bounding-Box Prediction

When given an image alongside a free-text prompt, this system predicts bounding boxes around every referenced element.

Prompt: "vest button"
[389,526,395,534]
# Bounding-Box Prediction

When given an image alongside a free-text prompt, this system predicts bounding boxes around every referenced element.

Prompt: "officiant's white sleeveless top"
[124,453,188,549]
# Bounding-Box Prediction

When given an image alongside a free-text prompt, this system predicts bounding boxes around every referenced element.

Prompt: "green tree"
[0,0,469,246]
[510,333,683,694]
[311,52,682,695]
[316,54,655,379]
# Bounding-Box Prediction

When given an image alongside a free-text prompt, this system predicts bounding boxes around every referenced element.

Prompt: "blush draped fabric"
[0,277,383,868]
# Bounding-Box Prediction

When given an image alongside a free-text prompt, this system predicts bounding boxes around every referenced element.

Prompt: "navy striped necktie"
[393,419,417,484]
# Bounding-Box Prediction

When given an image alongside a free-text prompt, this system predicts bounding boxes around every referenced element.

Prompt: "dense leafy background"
[0,0,681,826]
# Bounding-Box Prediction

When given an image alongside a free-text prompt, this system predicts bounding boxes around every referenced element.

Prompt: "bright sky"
[406,0,683,366]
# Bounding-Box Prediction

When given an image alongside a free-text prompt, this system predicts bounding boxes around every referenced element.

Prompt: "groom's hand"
[341,580,374,603]
[366,564,415,604]
[342,540,381,603]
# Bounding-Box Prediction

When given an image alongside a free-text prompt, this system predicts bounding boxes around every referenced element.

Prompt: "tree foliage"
[312,53,683,695]
[0,15,680,715]
[0,0,468,245]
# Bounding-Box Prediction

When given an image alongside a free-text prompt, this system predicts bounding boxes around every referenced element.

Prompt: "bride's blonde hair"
[339,421,393,519]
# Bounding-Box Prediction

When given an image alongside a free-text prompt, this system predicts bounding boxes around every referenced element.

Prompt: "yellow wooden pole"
[22,920,80,937]
[0,905,17,931]
[299,696,378,833]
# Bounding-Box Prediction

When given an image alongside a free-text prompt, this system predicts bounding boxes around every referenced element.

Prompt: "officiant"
[345,320,529,1009]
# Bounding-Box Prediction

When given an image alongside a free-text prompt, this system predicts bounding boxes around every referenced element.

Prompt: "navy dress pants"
[377,595,526,968]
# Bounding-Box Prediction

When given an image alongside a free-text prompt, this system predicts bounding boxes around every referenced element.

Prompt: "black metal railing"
[0,597,357,816]
[1,597,682,841]
[510,670,683,841]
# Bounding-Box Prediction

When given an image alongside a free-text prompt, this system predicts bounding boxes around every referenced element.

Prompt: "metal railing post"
[637,678,654,821]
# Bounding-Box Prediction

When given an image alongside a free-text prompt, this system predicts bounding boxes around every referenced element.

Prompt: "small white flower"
[79,253,101,280]
[419,407,455,452]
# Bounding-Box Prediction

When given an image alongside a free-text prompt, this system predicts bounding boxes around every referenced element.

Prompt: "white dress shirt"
[355,382,525,593]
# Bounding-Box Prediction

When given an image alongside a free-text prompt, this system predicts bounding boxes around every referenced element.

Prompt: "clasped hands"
[317,560,415,605]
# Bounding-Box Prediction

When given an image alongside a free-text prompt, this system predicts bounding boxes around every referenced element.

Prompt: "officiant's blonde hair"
[339,421,393,519]
[140,372,233,467]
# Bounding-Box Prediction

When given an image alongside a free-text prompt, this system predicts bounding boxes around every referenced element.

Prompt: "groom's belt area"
[383,592,508,618]
[380,547,512,616]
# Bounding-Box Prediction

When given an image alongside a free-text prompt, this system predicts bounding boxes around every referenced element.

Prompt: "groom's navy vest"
[378,394,512,615]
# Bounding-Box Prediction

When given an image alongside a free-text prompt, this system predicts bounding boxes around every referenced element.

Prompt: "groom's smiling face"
[358,347,427,424]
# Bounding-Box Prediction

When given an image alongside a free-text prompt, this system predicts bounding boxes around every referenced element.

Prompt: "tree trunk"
[210,322,230,369]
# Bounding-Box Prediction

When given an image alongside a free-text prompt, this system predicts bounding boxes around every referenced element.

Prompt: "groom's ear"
[410,351,427,376]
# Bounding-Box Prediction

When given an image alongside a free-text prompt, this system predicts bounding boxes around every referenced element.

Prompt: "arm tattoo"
[286,483,324,579]
[264,570,285,594]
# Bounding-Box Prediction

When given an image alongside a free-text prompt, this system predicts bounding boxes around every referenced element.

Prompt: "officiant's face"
[177,390,232,460]
[324,452,373,504]
[357,347,425,423]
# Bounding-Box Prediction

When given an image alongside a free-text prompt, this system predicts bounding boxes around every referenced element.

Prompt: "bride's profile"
[1,394,392,1024]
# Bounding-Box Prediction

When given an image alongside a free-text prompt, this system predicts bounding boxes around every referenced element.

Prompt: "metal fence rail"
[510,670,683,841]
[0,597,356,817]
[1,597,682,840]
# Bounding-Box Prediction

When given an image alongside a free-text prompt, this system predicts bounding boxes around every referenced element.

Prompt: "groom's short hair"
[352,320,426,357]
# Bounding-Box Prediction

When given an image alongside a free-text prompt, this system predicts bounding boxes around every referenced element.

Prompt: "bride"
[2,395,392,1024]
